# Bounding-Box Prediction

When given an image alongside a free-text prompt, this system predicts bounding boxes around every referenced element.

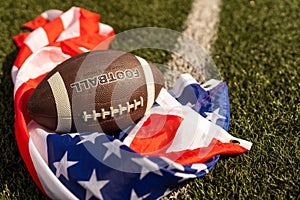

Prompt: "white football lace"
[82,96,144,121]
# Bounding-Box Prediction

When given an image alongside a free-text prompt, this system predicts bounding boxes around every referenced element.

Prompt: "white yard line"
[164,0,221,89]
[162,0,221,199]
[183,0,221,52]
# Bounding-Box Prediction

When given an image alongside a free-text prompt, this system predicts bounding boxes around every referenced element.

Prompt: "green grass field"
[0,0,299,199]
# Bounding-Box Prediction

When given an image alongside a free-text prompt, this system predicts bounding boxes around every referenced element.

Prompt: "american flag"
[13,7,252,200]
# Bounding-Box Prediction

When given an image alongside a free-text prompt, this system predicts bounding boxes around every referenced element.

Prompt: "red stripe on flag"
[151,138,249,165]
[23,15,49,30]
[129,114,183,155]
[79,8,100,35]
[128,113,250,165]
[13,33,31,48]
[13,45,33,69]
[14,74,48,197]
[43,17,64,43]
[60,33,112,56]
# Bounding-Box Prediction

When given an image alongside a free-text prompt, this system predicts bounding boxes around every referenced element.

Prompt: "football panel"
[26,79,58,131]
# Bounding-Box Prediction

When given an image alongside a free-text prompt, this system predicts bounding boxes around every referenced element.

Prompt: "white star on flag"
[174,172,197,179]
[53,151,78,180]
[204,108,226,124]
[131,188,151,200]
[131,157,163,180]
[68,132,80,138]
[161,157,185,171]
[78,169,109,200]
[186,102,195,108]
[102,139,122,160]
[77,132,100,145]
[191,163,209,173]
[130,188,139,199]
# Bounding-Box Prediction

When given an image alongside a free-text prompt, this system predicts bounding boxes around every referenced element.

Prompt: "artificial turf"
[176,0,299,199]
[0,0,299,199]
[0,1,192,199]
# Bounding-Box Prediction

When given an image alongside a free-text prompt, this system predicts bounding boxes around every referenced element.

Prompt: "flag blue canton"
[200,82,230,130]
[46,80,229,200]
[172,80,230,130]
[47,133,219,199]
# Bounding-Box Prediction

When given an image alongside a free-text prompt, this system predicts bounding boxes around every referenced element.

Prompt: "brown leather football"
[27,50,164,135]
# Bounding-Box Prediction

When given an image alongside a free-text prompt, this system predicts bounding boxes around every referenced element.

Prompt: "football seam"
[80,108,146,130]
[82,96,144,121]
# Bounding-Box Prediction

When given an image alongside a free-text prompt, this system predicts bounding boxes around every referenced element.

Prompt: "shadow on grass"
[0,51,46,199]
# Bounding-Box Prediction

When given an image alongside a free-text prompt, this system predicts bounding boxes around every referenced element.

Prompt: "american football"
[27,50,164,135]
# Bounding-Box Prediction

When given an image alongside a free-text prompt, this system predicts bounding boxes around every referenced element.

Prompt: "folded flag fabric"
[12,7,252,200]
[12,7,115,84]
[124,83,252,165]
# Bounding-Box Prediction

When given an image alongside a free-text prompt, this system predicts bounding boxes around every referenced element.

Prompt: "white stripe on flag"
[11,65,19,84]
[28,137,78,200]
[47,72,72,132]
[41,9,63,21]
[60,7,80,29]
[200,79,222,91]
[56,7,81,41]
[135,56,155,114]
[24,27,49,53]
[156,88,181,108]
[28,121,50,164]
[99,23,115,35]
